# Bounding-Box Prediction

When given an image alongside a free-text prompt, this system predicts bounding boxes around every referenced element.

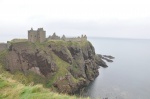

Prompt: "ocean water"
[85,38,150,99]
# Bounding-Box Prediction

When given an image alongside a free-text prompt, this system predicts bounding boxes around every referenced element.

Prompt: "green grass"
[12,71,46,85]
[0,50,8,66]
[10,39,28,42]
[0,63,89,99]
[0,74,89,99]
[46,53,70,87]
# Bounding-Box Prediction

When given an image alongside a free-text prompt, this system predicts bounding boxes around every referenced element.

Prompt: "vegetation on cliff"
[0,40,107,97]
[0,64,88,99]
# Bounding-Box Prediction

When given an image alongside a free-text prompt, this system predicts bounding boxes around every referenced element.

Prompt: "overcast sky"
[0,0,150,42]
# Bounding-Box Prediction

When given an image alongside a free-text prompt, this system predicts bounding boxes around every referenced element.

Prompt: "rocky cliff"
[0,40,107,94]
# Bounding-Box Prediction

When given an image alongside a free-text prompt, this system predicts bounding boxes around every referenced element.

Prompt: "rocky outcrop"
[98,54,115,63]
[49,43,72,64]
[95,54,108,67]
[5,43,58,78]
[1,41,108,94]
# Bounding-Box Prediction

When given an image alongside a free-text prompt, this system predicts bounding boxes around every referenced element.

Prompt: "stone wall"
[62,35,87,41]
[48,32,60,40]
[37,28,46,43]
[28,28,46,43]
[48,33,87,41]
[63,37,86,41]
[28,30,37,43]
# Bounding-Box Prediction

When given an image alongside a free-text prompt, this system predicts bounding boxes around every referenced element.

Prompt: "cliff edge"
[0,40,107,94]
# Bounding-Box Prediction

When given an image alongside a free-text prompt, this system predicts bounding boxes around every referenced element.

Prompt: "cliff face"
[0,41,107,94]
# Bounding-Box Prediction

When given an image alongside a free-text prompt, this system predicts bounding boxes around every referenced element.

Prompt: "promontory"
[0,28,107,94]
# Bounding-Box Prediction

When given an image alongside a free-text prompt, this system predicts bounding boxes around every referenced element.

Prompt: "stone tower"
[28,28,46,43]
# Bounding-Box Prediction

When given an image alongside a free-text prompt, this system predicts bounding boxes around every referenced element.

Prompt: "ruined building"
[47,33,87,41]
[28,28,87,43]
[48,32,60,40]
[28,28,46,43]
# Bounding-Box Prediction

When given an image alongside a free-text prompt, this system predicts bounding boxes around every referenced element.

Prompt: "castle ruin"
[47,32,87,41]
[28,28,46,43]
[48,32,61,40]
[28,28,87,42]
[0,28,87,52]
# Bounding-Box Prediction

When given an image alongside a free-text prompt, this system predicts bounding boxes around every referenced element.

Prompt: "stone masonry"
[48,33,87,41]
[28,28,46,43]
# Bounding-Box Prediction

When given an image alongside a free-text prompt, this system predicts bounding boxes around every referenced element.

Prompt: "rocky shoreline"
[97,54,115,63]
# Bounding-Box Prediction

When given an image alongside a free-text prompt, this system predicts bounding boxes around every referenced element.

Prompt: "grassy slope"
[0,64,89,99]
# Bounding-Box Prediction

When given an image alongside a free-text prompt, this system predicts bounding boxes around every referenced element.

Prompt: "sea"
[84,37,150,99]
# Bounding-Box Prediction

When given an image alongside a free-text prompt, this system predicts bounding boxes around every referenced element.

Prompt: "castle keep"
[28,28,46,43]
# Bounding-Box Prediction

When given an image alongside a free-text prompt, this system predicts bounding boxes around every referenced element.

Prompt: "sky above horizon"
[0,0,150,42]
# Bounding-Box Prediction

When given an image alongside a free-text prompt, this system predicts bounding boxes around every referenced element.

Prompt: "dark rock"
[101,57,113,62]
[97,54,114,63]
[5,42,58,77]
[103,55,115,59]
[49,43,73,64]
[95,54,108,67]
